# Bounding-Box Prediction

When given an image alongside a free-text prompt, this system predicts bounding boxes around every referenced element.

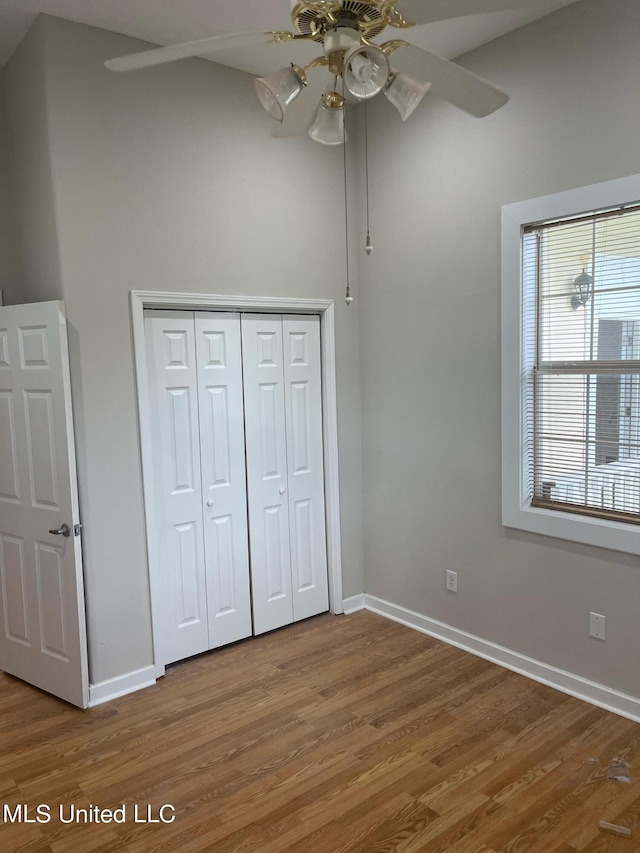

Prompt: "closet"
[144,310,328,665]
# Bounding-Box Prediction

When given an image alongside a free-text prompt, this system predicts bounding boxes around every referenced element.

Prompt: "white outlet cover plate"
[589,611,606,640]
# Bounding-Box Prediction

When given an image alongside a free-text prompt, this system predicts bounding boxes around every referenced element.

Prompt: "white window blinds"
[523,205,640,524]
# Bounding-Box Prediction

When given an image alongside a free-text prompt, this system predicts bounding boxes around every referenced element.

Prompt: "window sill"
[503,503,640,556]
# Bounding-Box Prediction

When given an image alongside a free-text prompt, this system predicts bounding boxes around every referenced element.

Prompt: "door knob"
[49,523,71,537]
[206,499,214,507]
[279,487,286,495]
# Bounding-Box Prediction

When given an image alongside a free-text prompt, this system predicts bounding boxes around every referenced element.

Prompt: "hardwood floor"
[1,610,639,853]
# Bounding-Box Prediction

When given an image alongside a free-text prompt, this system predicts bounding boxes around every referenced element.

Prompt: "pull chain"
[343,89,353,307]
[364,101,373,256]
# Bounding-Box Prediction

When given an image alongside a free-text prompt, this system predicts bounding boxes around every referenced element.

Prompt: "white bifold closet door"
[241,314,328,635]
[145,311,252,664]
[145,310,328,664]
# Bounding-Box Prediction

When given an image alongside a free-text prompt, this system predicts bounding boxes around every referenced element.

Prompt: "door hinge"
[74,523,83,537]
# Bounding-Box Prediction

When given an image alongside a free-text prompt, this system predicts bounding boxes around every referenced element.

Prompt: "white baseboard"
[89,665,157,706]
[362,594,640,723]
[342,593,365,614]
[88,597,639,721]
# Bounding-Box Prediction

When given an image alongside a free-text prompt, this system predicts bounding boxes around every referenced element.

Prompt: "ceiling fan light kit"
[309,92,347,145]
[105,0,528,305]
[254,63,307,122]
[105,1,515,143]
[384,71,431,121]
[342,44,391,100]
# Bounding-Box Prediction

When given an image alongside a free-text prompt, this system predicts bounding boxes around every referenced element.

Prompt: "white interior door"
[195,313,252,647]
[146,311,252,663]
[145,309,330,654]
[145,311,209,663]
[241,314,293,635]
[0,301,89,707]
[283,316,329,621]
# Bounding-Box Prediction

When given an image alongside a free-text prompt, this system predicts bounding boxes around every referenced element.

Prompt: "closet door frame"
[130,291,343,676]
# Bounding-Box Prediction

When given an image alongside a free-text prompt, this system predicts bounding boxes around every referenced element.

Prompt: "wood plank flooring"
[1,610,639,853]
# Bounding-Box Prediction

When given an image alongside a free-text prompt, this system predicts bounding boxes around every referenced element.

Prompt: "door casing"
[130,291,343,676]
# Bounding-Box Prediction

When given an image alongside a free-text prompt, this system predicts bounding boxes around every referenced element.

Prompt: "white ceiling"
[0,0,580,72]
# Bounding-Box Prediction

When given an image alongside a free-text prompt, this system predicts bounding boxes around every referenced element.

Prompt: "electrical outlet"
[446,570,458,593]
[589,611,606,641]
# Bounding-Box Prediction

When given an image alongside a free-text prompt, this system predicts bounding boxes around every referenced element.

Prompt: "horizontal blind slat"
[537,361,640,374]
[523,202,640,233]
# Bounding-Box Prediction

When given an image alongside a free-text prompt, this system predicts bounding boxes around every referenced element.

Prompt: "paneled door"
[0,301,89,707]
[241,315,293,634]
[145,311,209,663]
[194,314,252,648]
[282,316,329,623]
[242,314,328,635]
[145,311,252,664]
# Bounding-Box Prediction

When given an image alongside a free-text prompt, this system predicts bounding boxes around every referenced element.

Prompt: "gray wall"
[2,20,62,304]
[0,69,25,305]
[4,16,364,685]
[360,0,640,698]
[0,70,23,304]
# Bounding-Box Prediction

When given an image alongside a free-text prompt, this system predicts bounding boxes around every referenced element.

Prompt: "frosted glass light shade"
[384,71,431,121]
[343,45,390,100]
[309,97,347,146]
[255,65,306,123]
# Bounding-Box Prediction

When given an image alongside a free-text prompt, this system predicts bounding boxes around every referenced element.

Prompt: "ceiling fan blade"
[105,31,290,72]
[392,44,508,117]
[398,0,573,26]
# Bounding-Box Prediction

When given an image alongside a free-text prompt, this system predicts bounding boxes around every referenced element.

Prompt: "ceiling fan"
[105,0,552,145]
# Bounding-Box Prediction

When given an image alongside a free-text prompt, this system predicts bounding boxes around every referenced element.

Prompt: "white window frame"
[501,174,640,556]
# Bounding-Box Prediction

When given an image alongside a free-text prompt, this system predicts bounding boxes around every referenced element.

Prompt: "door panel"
[264,504,287,601]
[145,311,208,663]
[202,386,230,485]
[241,314,293,635]
[0,391,20,501]
[209,515,235,611]
[1,533,29,642]
[25,391,60,508]
[167,387,197,493]
[258,383,281,477]
[35,541,68,659]
[283,316,329,621]
[172,521,202,627]
[0,301,88,707]
[293,500,313,588]
[195,313,251,647]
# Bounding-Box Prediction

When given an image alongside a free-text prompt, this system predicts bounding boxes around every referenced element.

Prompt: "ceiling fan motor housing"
[290,1,388,41]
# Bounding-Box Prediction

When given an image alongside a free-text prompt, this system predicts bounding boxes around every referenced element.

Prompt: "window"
[502,175,640,555]
[526,207,640,523]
